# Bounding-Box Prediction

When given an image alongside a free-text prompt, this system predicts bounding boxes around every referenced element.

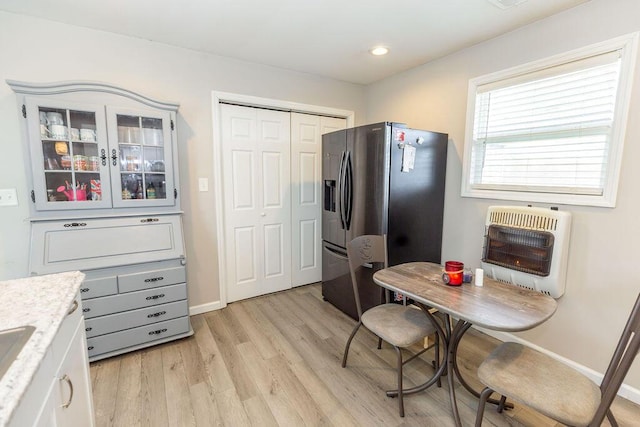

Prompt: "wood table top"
[373,262,557,331]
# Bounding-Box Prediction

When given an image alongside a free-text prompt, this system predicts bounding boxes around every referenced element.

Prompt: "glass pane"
[69,110,96,142]
[141,117,163,146]
[144,174,166,200]
[143,146,165,172]
[120,145,143,173]
[121,173,144,200]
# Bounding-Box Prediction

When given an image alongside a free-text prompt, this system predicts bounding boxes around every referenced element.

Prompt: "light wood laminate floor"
[90,283,640,426]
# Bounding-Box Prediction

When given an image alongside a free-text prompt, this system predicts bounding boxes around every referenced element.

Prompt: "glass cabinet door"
[107,107,175,208]
[26,98,112,210]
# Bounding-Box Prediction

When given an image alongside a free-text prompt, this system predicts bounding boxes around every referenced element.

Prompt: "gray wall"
[0,11,367,309]
[365,0,640,391]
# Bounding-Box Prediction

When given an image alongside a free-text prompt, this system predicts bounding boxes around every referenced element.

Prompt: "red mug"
[442,261,464,286]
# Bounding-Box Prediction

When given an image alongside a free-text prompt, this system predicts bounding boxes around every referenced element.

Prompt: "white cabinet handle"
[60,374,74,408]
[260,212,266,217]
[67,300,79,316]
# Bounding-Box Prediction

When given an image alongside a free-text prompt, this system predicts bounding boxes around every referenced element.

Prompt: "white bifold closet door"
[291,113,346,286]
[221,104,345,302]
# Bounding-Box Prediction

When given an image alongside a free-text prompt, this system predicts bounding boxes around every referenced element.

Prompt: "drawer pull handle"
[147,311,167,318]
[140,218,159,223]
[80,288,89,293]
[144,276,164,283]
[85,327,92,332]
[148,328,168,336]
[63,222,87,228]
[83,308,91,313]
[67,300,79,315]
[146,294,165,300]
[60,374,74,408]
[88,346,94,351]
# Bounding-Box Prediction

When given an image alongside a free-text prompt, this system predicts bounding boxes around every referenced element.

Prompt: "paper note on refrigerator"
[401,144,416,172]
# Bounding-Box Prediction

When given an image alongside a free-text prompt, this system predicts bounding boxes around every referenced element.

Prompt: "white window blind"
[462,33,638,207]
[470,52,621,195]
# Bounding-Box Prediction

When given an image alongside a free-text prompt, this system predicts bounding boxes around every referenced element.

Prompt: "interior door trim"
[212,91,355,308]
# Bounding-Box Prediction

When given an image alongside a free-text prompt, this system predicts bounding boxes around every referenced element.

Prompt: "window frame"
[461,32,639,208]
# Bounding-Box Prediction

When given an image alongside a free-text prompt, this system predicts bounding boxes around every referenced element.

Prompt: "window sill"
[460,188,616,208]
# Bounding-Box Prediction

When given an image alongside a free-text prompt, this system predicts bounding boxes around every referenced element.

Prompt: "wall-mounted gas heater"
[482,206,572,298]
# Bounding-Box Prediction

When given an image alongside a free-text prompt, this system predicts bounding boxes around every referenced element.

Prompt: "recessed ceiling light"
[486,0,527,9]
[370,46,389,56]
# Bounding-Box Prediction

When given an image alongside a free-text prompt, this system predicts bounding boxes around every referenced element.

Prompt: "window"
[461,33,638,207]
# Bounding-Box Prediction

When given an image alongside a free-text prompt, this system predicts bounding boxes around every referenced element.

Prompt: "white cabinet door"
[290,114,346,286]
[25,97,113,210]
[54,318,95,427]
[106,107,176,208]
[221,104,292,302]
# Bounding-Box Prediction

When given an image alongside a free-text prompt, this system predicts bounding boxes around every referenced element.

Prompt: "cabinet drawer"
[84,300,188,338]
[82,283,187,319]
[118,266,186,293]
[80,276,118,300]
[87,316,190,358]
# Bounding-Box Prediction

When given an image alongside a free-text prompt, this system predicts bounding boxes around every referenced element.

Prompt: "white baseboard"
[189,300,224,316]
[476,327,640,405]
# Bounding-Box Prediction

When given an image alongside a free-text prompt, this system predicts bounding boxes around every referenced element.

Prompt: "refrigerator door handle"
[337,150,347,230]
[344,151,353,230]
[323,244,349,261]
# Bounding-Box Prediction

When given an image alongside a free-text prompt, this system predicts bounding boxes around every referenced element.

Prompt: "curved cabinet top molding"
[6,80,179,112]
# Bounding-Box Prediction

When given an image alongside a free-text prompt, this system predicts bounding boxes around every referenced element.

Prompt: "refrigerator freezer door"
[322,129,347,248]
[387,127,448,266]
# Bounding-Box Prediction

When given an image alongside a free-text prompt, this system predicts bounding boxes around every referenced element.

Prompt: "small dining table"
[373,262,557,427]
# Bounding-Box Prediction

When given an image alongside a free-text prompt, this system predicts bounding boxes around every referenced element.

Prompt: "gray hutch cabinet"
[8,80,192,361]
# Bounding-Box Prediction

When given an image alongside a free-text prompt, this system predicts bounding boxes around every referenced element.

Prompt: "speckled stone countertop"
[0,271,84,426]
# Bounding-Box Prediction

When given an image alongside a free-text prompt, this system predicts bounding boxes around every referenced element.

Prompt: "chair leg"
[342,321,362,368]
[497,395,507,413]
[394,346,405,417]
[605,408,619,427]
[435,333,441,388]
[475,387,493,427]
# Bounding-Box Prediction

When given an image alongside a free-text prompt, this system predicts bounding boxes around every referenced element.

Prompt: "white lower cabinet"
[11,295,95,427]
[54,317,94,426]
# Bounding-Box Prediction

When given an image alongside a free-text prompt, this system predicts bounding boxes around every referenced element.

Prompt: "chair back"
[346,235,388,319]
[591,293,640,425]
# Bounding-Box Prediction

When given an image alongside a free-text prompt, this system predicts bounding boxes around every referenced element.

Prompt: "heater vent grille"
[488,210,558,231]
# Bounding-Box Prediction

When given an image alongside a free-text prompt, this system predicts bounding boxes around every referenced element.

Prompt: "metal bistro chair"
[475,293,640,427]
[341,234,440,417]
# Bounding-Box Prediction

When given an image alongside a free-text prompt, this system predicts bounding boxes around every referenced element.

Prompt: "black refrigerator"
[321,122,447,319]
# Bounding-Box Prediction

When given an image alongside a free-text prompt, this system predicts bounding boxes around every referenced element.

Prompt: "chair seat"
[478,342,601,427]
[362,303,436,348]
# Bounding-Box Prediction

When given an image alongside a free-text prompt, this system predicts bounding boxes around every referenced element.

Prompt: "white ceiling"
[0,0,589,85]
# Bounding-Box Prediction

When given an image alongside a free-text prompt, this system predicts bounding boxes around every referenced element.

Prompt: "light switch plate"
[0,188,18,206]
[198,178,209,192]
